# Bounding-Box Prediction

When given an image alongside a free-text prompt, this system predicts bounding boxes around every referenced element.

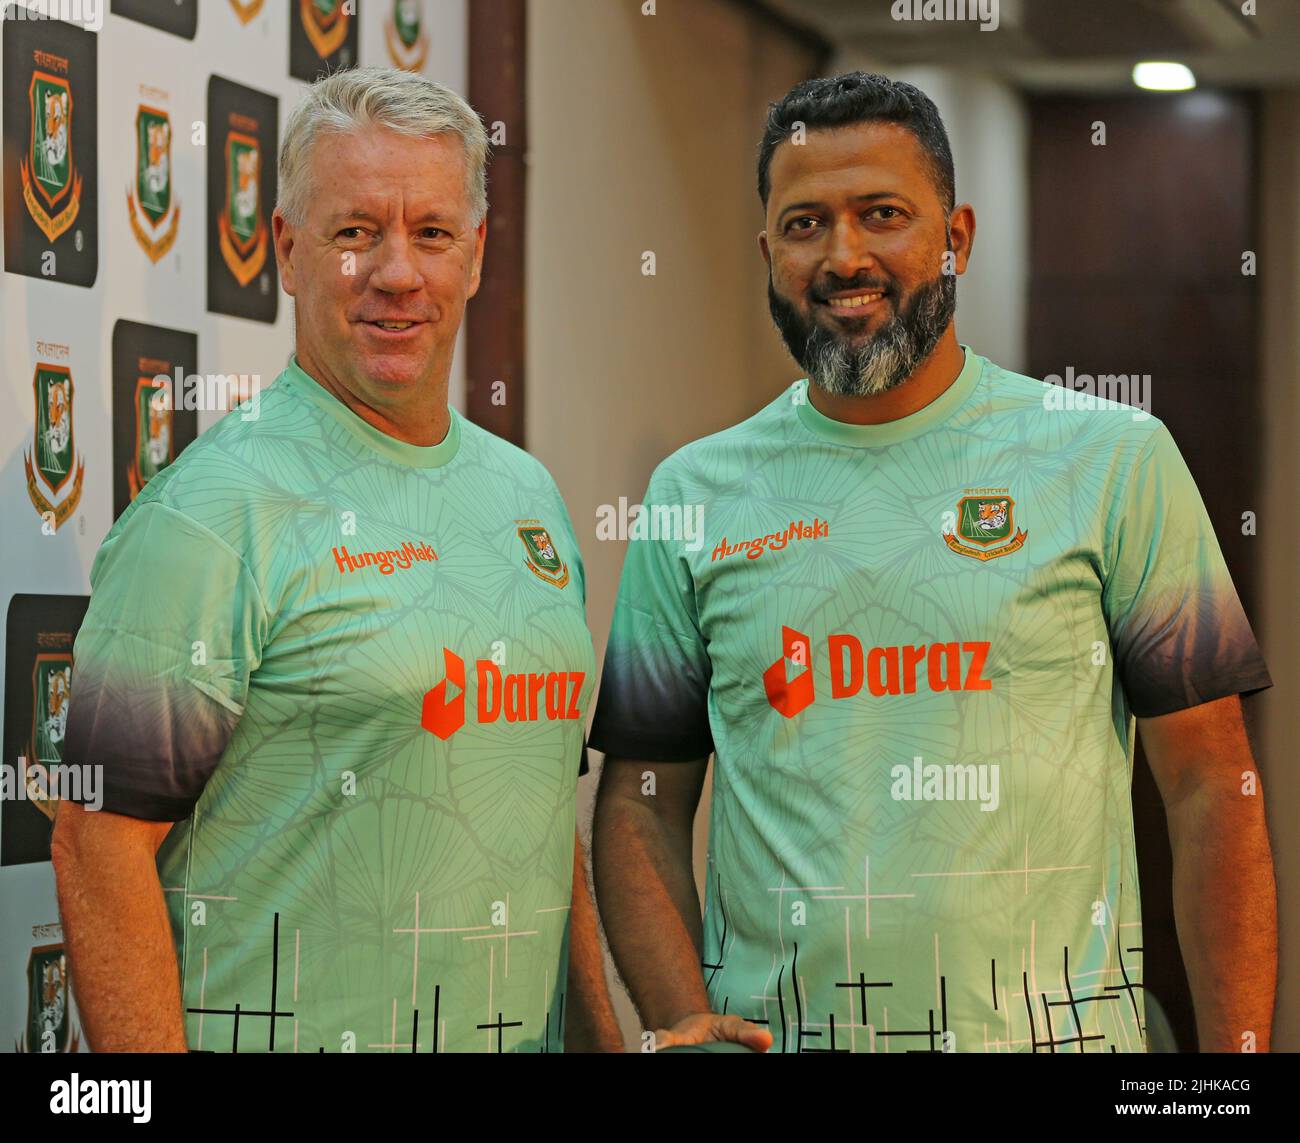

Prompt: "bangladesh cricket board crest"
[943,490,1027,561]
[24,365,85,531]
[518,520,570,589]
[21,69,83,243]
[218,129,267,287]
[128,377,173,499]
[17,944,79,1053]
[27,652,73,823]
[386,0,429,71]
[302,0,350,59]
[127,104,179,263]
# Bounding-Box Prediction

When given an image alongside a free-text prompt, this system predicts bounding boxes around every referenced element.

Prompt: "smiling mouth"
[822,290,887,310]
[367,320,420,331]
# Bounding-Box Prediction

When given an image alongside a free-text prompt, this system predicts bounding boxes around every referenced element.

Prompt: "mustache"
[810,274,893,302]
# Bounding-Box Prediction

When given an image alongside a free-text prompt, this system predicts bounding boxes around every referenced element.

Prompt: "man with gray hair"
[54,67,620,1053]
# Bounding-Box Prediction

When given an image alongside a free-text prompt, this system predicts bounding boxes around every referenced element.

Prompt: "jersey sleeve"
[588,467,714,761]
[63,502,268,820]
[1102,425,1271,717]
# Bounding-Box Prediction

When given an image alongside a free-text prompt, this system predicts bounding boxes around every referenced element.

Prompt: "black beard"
[768,268,956,398]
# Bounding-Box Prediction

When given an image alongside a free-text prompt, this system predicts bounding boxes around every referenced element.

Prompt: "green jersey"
[65,356,595,1053]
[589,346,1270,1054]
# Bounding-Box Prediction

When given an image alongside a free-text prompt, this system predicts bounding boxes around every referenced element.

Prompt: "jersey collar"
[794,345,984,448]
[280,354,461,469]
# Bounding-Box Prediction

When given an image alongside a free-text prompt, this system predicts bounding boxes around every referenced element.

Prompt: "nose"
[368,232,422,293]
[822,214,878,283]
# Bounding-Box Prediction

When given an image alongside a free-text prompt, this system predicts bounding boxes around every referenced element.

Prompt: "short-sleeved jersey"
[589,346,1270,1054]
[65,356,595,1053]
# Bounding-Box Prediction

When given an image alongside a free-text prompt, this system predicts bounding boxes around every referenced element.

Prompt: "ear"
[272,211,297,296]
[466,214,488,300]
[758,229,771,269]
[948,203,976,274]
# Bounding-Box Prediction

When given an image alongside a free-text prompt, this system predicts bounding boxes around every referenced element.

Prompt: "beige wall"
[1258,89,1300,1052]
[525,0,819,1046]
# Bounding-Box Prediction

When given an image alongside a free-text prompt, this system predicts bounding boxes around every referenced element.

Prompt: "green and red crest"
[957,496,1014,546]
[24,944,71,1053]
[302,0,349,57]
[386,0,427,68]
[130,376,173,495]
[33,365,76,496]
[225,130,260,248]
[394,0,420,47]
[943,491,1028,562]
[28,652,73,822]
[518,523,570,589]
[28,71,72,211]
[136,106,171,225]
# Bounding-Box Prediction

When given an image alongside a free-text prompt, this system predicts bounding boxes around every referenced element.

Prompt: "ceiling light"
[1132,62,1196,91]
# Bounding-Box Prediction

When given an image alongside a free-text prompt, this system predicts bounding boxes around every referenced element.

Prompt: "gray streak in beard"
[806,271,956,398]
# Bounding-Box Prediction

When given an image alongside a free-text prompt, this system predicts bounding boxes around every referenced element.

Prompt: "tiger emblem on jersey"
[517,520,570,589]
[944,490,1027,562]
[975,500,1009,533]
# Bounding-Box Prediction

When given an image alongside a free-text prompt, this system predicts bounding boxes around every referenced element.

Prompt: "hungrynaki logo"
[711,518,828,563]
[421,649,584,740]
[333,541,437,576]
[764,625,992,718]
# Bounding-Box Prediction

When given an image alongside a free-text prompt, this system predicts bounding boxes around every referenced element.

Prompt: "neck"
[295,347,452,447]
[805,328,964,426]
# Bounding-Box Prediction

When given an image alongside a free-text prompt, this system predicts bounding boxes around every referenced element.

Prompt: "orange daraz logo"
[763,626,992,718]
[421,648,584,739]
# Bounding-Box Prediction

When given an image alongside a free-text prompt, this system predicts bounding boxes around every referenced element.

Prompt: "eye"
[867,206,904,221]
[337,226,364,240]
[786,216,821,233]
[419,227,448,239]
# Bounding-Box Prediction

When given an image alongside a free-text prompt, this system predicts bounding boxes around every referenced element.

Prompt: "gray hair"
[277,66,489,228]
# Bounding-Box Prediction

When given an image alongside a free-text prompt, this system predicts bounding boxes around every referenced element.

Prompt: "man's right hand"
[653,1012,774,1052]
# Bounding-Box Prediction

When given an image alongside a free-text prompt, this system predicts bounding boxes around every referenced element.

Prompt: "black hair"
[757,72,955,213]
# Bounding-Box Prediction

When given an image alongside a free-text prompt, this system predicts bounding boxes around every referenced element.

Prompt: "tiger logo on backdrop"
[127,99,179,262]
[21,67,83,243]
[218,124,266,286]
[24,358,86,532]
[385,0,429,71]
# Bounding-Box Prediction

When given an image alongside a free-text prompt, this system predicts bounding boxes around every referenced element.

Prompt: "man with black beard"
[766,235,955,399]
[589,73,1275,1053]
